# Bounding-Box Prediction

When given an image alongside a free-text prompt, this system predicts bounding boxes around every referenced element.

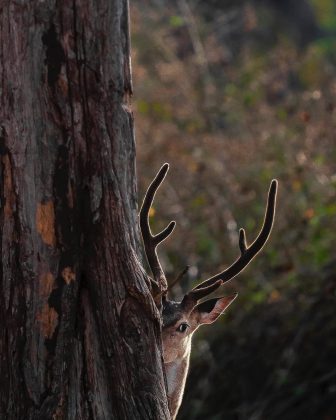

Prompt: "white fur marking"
[166,360,181,396]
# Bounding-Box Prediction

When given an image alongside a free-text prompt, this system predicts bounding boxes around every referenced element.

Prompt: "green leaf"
[169,15,184,28]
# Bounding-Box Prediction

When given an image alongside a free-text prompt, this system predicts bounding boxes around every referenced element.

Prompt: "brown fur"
[162,295,237,418]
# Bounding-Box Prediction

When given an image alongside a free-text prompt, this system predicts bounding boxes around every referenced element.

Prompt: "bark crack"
[42,23,66,88]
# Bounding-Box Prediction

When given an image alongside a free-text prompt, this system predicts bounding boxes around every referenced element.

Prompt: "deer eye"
[176,323,189,333]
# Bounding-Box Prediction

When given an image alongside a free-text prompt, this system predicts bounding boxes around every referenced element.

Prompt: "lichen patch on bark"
[57,70,68,97]
[37,304,59,339]
[2,154,15,218]
[39,272,55,298]
[61,267,76,284]
[36,201,56,246]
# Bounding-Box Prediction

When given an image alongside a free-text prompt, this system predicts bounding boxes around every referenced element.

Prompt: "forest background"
[132,1,336,419]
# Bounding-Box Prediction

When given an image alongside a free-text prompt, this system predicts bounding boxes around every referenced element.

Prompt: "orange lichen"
[36,201,56,246]
[61,267,76,285]
[2,154,15,218]
[37,304,58,339]
[39,272,55,298]
[57,72,68,96]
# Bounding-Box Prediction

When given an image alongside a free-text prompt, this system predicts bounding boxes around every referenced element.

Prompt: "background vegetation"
[132,1,336,418]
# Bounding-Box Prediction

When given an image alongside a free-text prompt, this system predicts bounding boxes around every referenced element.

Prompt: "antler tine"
[181,280,223,311]
[191,179,278,292]
[140,163,176,296]
[168,266,190,292]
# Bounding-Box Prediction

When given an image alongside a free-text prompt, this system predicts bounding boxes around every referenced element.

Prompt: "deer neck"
[164,343,191,419]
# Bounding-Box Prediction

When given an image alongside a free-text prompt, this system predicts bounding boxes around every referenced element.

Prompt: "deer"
[140,163,278,419]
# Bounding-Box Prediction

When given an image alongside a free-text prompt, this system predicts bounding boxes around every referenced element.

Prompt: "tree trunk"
[0,1,170,418]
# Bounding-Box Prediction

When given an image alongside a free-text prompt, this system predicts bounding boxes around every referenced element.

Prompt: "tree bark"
[0,1,169,419]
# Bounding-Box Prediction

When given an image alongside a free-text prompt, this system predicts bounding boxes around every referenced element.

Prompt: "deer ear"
[193,293,238,325]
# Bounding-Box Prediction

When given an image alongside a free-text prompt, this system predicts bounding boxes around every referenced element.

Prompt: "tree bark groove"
[0,1,169,419]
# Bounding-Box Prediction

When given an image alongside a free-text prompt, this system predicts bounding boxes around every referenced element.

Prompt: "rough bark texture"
[0,1,170,419]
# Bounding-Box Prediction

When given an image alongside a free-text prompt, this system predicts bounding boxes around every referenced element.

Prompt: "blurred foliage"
[131,0,336,418]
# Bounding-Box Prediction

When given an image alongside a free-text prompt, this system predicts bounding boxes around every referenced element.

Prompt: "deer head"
[140,163,277,418]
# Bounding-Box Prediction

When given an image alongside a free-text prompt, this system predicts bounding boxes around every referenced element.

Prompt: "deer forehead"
[162,300,186,328]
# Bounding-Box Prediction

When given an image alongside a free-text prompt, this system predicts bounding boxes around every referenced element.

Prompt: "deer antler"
[140,163,176,299]
[168,266,189,291]
[182,179,278,309]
